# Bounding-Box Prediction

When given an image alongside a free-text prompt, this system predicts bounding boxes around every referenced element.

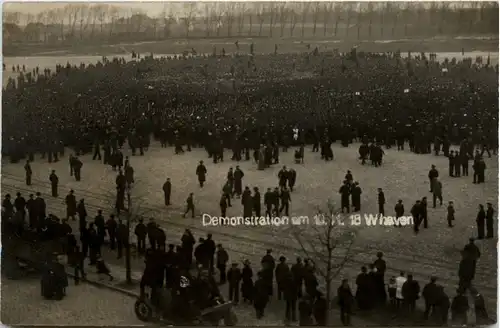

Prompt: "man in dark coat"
[216,244,229,284]
[260,249,275,297]
[486,203,495,238]
[422,276,440,320]
[279,187,291,216]
[34,192,46,225]
[73,157,83,181]
[233,166,244,197]
[227,263,242,304]
[196,161,207,187]
[337,279,354,326]
[339,181,350,214]
[402,274,420,314]
[451,288,469,325]
[49,170,59,197]
[291,257,304,298]
[298,295,314,325]
[288,168,297,191]
[182,193,195,218]
[65,190,77,221]
[275,256,290,301]
[106,214,117,250]
[313,292,327,325]
[351,182,362,212]
[476,204,486,239]
[162,178,171,206]
[253,272,269,319]
[24,160,32,185]
[134,218,147,255]
[377,188,385,215]
[283,272,298,322]
[253,187,261,217]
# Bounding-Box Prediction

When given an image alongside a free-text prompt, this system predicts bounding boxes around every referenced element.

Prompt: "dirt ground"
[5,36,498,57]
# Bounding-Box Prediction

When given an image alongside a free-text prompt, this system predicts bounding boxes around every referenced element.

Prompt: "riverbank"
[4,36,498,57]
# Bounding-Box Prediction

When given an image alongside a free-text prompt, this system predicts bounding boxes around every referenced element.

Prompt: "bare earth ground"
[0,276,152,325]
[1,141,497,319]
[4,36,498,57]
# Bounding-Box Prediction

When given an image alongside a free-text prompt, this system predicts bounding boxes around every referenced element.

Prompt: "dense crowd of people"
[2,47,498,164]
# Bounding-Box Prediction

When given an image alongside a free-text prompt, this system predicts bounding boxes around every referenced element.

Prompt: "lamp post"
[125,185,132,285]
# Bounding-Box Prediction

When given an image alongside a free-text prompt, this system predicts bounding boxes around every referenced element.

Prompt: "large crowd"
[2,47,498,163]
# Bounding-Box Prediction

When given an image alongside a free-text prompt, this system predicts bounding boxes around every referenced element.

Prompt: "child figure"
[388,276,397,308]
[96,256,113,281]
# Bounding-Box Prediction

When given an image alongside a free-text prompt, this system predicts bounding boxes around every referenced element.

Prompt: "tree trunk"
[259,21,263,36]
[269,14,273,37]
[248,14,252,36]
[334,20,339,36]
[325,251,333,325]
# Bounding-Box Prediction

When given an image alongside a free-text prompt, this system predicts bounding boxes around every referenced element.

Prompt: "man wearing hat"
[227,262,242,304]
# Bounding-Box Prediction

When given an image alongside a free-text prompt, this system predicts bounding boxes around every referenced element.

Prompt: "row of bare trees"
[3,2,498,44]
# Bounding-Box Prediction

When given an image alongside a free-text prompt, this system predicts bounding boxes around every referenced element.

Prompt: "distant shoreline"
[4,36,498,57]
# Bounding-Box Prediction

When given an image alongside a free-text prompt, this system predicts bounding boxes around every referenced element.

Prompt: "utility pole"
[125,185,132,284]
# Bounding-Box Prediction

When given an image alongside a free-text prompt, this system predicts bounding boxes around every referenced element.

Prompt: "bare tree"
[225,3,237,37]
[300,2,311,37]
[289,6,299,37]
[311,2,321,37]
[278,2,288,37]
[77,4,91,40]
[356,4,362,40]
[289,201,356,324]
[268,2,277,37]
[182,3,198,37]
[322,3,333,37]
[237,3,247,36]
[96,5,109,36]
[333,3,342,37]
[366,2,375,39]
[214,3,225,37]
[65,4,80,39]
[345,3,354,37]
[438,2,450,35]
[203,3,213,37]
[390,3,400,37]
[255,3,266,37]
[108,6,120,38]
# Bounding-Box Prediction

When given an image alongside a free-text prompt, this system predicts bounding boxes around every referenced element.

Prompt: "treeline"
[3,2,498,45]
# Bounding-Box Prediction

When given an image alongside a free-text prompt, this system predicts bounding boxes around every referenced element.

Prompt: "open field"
[1,141,497,318]
[4,35,498,57]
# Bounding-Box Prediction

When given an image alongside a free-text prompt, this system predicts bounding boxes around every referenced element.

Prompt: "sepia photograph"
[1,1,498,326]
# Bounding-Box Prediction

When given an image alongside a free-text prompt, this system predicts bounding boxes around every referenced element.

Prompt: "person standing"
[196,161,207,187]
[65,190,77,221]
[49,170,59,197]
[428,165,439,192]
[377,188,385,215]
[432,178,443,208]
[337,279,354,326]
[182,193,195,218]
[447,201,455,228]
[476,204,486,239]
[134,218,147,255]
[24,160,32,186]
[486,203,495,238]
[162,178,171,206]
[216,244,229,284]
[227,263,242,304]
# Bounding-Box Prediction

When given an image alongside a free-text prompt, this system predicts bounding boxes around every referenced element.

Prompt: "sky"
[4,2,173,16]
